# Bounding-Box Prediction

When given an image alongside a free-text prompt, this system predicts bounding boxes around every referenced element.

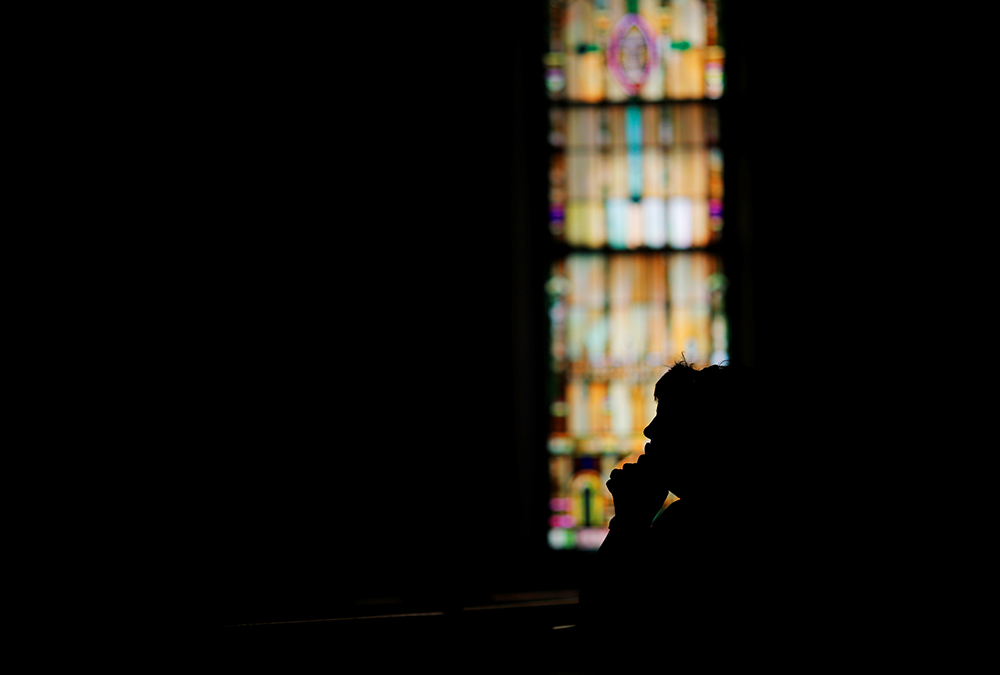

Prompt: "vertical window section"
[545,0,727,551]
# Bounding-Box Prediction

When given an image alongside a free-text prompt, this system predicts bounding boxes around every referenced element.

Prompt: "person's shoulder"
[650,499,745,549]
[649,500,691,544]
[651,498,686,524]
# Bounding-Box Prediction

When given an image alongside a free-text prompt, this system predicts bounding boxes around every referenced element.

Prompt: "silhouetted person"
[577,359,787,669]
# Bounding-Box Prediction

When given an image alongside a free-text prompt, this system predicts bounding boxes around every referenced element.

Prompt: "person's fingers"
[606,468,618,490]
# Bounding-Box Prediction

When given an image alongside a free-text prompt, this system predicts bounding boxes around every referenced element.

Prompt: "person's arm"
[579,459,668,628]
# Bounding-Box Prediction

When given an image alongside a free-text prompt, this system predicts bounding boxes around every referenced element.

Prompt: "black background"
[125,4,974,629]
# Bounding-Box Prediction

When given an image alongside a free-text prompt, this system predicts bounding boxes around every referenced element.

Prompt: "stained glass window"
[545,0,727,550]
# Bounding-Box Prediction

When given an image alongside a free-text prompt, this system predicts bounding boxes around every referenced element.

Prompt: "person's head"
[643,358,758,501]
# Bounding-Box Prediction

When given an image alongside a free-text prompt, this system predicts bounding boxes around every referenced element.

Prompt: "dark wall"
[150,6,554,627]
[152,4,954,628]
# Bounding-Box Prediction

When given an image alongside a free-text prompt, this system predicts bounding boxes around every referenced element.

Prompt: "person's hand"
[606,454,670,528]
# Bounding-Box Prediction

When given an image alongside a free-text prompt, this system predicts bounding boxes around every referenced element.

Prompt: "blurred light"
[705,45,725,99]
[549,514,577,528]
[546,69,566,93]
[543,52,566,67]
[705,63,724,99]
[607,13,659,96]
[668,197,694,249]
[548,528,575,550]
[576,528,609,550]
[548,435,574,455]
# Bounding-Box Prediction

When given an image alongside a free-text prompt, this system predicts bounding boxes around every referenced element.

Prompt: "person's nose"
[643,418,655,439]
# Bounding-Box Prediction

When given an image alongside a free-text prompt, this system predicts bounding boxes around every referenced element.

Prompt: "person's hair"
[655,355,750,410]
[652,356,763,464]
[654,356,712,402]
